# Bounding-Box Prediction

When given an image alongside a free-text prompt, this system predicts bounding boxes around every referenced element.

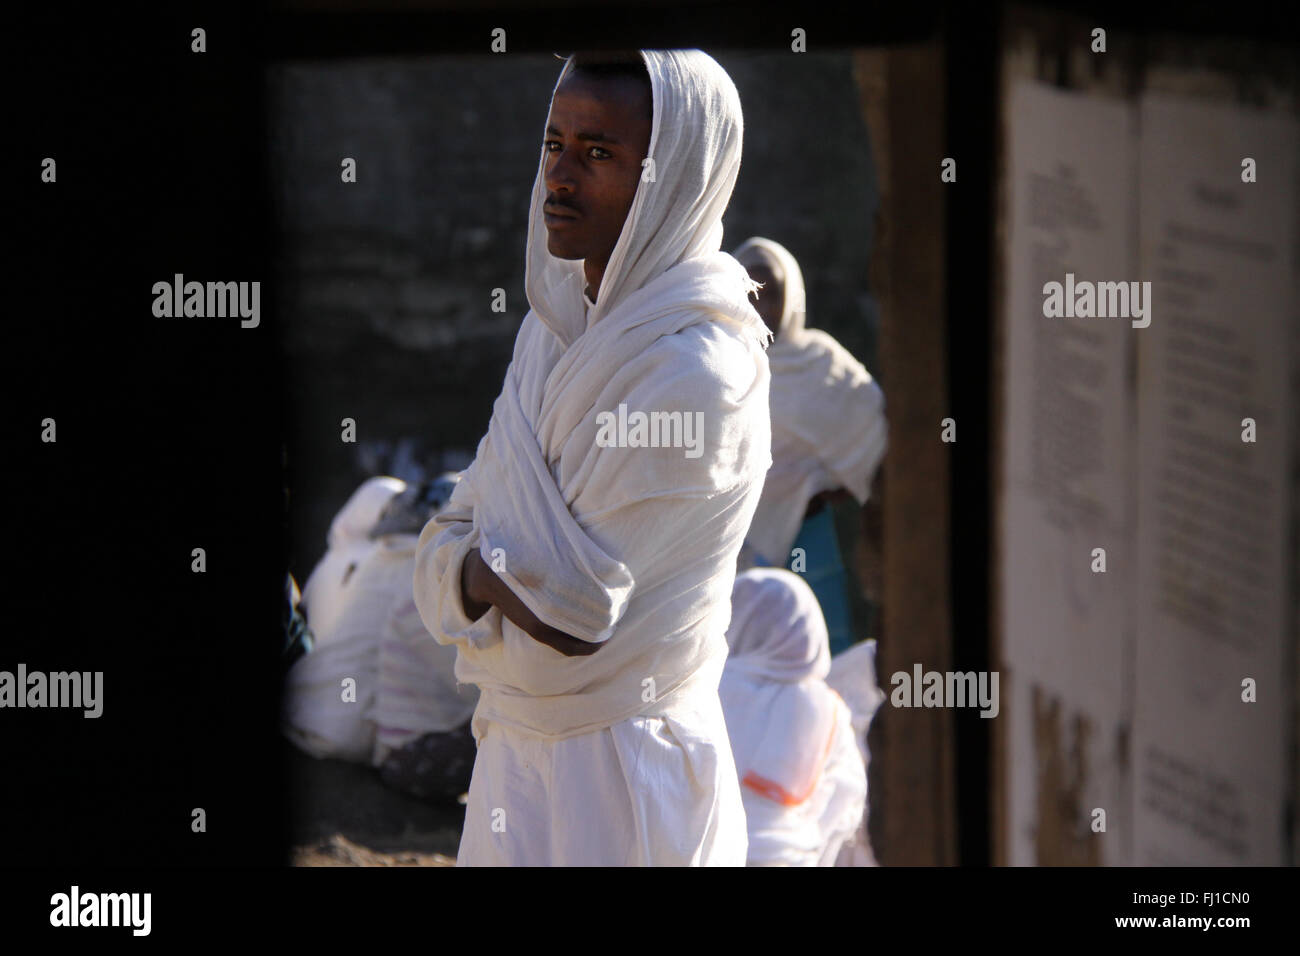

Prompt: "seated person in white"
[719,568,868,866]
[282,475,478,799]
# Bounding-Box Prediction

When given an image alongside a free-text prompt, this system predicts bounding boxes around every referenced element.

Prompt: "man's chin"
[544,233,584,260]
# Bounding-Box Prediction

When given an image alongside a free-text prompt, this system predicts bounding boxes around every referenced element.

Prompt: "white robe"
[732,237,888,568]
[299,476,405,640]
[373,587,478,765]
[456,656,746,866]
[284,478,477,765]
[283,477,402,761]
[826,638,886,866]
[413,50,771,866]
[719,568,868,866]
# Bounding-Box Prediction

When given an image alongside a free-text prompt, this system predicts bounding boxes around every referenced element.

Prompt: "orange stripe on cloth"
[740,691,844,807]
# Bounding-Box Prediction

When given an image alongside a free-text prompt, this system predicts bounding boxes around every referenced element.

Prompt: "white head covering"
[730,237,887,566]
[525,50,766,351]
[724,567,830,683]
[302,476,407,635]
[326,476,407,552]
[719,569,865,864]
[733,236,806,342]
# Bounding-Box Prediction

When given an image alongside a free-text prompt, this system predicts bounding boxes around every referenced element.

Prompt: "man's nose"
[545,145,577,194]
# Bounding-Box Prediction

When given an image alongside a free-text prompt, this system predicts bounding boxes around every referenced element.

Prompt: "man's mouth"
[544,202,580,223]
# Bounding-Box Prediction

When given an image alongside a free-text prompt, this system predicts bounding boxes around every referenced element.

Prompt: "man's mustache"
[544,197,582,216]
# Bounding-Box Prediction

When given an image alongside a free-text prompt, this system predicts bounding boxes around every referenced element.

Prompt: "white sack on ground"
[719,568,867,866]
[732,237,888,567]
[413,49,772,865]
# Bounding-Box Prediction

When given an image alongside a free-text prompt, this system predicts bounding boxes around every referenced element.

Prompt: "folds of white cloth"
[747,328,887,567]
[283,478,478,765]
[826,637,886,771]
[299,476,405,642]
[455,654,747,866]
[826,637,886,866]
[283,537,396,763]
[722,672,864,866]
[373,586,479,766]
[413,250,773,744]
[719,568,869,866]
[732,237,888,567]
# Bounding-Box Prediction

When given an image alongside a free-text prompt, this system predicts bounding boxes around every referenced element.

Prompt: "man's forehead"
[550,72,652,125]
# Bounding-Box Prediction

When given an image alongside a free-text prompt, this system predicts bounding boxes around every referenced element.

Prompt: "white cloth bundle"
[413,49,773,748]
[732,237,888,567]
[719,568,867,866]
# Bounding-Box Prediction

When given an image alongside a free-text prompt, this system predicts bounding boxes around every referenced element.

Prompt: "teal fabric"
[784,507,855,656]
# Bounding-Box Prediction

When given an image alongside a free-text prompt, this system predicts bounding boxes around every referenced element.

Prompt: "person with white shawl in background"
[413,49,771,866]
[719,568,867,866]
[731,237,887,574]
[282,475,478,780]
[283,475,403,762]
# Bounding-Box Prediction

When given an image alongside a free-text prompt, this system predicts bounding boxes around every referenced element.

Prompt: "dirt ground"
[292,834,455,866]
[283,737,464,866]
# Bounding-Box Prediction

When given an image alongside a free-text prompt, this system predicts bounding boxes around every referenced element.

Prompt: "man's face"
[742,259,785,335]
[542,70,653,269]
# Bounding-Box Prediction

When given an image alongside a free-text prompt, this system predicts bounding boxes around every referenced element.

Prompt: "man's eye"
[544,141,609,159]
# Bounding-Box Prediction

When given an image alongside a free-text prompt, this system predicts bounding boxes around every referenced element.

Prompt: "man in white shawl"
[719,567,867,866]
[412,49,772,866]
[731,237,887,574]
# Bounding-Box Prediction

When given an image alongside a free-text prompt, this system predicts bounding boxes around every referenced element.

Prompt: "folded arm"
[459,546,599,657]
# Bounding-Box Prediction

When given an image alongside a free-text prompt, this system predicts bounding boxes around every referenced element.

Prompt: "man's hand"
[461,547,601,657]
[460,546,494,621]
